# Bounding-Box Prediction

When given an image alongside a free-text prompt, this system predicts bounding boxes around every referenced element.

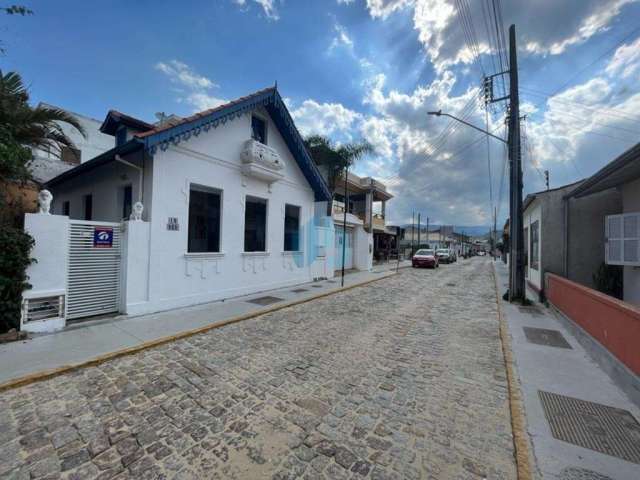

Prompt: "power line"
[547,25,640,97]
[520,87,640,124]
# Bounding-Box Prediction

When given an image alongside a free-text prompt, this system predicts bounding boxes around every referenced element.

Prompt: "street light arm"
[428,111,507,144]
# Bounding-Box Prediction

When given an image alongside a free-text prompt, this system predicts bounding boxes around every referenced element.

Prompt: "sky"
[3,0,640,228]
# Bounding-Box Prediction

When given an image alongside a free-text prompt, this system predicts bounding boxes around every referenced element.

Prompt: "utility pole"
[426,217,430,248]
[544,170,549,190]
[493,207,498,262]
[508,24,525,302]
[341,167,349,287]
[411,211,415,257]
[427,24,524,300]
[417,213,421,249]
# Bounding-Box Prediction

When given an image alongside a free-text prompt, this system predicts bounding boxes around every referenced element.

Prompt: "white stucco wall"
[121,220,151,312]
[22,213,69,332]
[130,108,329,314]
[523,202,542,291]
[622,178,640,306]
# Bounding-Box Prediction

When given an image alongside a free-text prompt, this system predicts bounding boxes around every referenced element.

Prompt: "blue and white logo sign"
[93,227,113,248]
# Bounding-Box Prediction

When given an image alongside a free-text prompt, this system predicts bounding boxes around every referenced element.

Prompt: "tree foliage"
[304,134,374,196]
[0,69,85,332]
[0,70,86,154]
[2,5,33,15]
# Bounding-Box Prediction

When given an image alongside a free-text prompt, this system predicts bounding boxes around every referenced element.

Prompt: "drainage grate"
[559,467,614,480]
[446,282,456,287]
[311,285,323,288]
[524,327,572,349]
[246,296,284,306]
[538,390,640,463]
[326,280,336,283]
[518,305,544,316]
[291,288,308,293]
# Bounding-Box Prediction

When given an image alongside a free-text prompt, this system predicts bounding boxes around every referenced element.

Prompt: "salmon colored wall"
[546,273,640,375]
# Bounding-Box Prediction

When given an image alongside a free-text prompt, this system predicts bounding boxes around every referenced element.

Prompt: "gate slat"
[67,221,121,320]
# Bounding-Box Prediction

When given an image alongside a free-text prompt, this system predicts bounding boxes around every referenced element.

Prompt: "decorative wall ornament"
[282,252,303,271]
[242,254,268,274]
[240,139,285,189]
[37,190,52,215]
[185,256,222,279]
[130,202,144,221]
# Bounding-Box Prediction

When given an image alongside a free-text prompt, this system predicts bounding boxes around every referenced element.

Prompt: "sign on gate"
[93,226,113,248]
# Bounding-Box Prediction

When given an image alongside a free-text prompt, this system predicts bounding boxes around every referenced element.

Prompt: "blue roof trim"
[141,88,331,202]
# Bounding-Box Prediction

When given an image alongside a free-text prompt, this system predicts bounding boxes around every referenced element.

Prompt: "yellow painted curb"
[492,266,535,480]
[0,271,397,394]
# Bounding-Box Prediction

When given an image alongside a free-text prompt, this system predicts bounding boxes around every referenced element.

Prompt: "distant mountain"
[398,224,491,237]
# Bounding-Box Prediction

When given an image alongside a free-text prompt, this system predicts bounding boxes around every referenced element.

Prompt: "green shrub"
[0,226,34,331]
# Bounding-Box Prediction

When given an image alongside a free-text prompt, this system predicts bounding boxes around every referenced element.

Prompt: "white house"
[22,87,337,331]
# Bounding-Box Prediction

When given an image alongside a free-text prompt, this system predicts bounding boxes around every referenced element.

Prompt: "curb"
[0,271,397,393]
[492,265,535,480]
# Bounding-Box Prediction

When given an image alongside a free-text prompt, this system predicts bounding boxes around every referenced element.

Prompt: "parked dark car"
[412,249,439,269]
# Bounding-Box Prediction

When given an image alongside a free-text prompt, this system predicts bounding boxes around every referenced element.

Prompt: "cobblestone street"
[0,258,516,479]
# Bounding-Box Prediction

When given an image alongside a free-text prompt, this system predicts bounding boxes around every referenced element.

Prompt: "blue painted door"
[335,227,354,270]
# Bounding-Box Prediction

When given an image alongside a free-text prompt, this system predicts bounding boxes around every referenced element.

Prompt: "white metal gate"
[67,220,122,320]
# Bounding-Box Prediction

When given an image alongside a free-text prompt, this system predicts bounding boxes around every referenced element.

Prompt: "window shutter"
[624,213,640,264]
[606,215,622,264]
[606,213,640,265]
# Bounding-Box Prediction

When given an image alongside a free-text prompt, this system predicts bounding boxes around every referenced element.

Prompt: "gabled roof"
[48,87,332,202]
[100,110,154,135]
[566,142,640,199]
[135,86,331,202]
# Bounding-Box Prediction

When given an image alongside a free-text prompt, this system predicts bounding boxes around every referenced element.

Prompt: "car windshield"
[436,250,448,254]
[415,249,434,256]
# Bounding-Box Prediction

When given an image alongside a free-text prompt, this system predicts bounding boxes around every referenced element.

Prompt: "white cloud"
[155,60,217,90]
[328,22,354,54]
[365,0,413,19]
[155,60,227,112]
[606,36,640,78]
[233,0,280,20]
[289,99,362,138]
[363,0,638,71]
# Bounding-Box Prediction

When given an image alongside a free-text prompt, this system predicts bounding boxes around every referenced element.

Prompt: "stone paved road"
[0,258,516,480]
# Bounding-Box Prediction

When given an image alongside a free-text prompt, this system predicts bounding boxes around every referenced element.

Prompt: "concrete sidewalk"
[0,267,401,386]
[495,261,640,479]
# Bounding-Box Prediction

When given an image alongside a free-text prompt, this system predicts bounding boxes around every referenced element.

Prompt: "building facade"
[22,87,336,332]
[522,181,622,299]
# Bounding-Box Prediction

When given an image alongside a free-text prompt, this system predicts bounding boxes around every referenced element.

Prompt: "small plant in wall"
[593,262,623,300]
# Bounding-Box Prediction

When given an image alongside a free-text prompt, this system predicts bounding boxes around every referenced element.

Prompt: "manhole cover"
[246,296,284,306]
[518,306,544,316]
[538,390,640,463]
[524,327,572,349]
[291,288,308,293]
[559,467,614,480]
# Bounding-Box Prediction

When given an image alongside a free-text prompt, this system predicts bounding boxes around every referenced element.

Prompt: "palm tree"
[0,70,85,157]
[304,134,373,214]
